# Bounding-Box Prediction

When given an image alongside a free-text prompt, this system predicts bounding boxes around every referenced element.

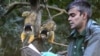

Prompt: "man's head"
[66,1,92,30]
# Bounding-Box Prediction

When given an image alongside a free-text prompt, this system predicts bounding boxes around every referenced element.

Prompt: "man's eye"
[70,13,75,17]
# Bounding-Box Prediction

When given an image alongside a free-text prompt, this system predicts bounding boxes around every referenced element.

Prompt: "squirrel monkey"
[40,19,56,43]
[21,11,37,44]
[40,20,67,47]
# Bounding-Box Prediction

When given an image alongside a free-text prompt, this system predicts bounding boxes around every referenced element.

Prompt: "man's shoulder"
[85,19,100,41]
[87,19,100,33]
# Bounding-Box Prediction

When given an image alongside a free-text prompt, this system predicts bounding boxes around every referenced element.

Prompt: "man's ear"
[82,12,88,20]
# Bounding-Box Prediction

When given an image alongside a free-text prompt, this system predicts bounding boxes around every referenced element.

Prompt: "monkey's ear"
[22,11,30,17]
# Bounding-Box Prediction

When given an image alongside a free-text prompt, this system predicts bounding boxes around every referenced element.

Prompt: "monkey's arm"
[28,34,35,44]
[22,11,30,17]
[48,31,55,43]
[20,32,26,42]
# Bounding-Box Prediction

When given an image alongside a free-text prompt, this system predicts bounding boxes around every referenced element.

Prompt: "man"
[66,1,100,56]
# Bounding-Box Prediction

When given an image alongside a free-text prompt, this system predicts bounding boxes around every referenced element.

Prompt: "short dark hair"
[66,1,92,18]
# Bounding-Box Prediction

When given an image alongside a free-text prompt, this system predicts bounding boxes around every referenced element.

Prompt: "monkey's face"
[40,29,50,40]
[40,20,56,39]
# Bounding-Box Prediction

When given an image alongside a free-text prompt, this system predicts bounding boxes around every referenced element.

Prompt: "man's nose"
[68,17,71,21]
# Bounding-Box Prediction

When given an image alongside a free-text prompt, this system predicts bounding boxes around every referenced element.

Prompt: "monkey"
[40,20,68,47]
[39,0,57,43]
[40,19,56,43]
[20,11,37,44]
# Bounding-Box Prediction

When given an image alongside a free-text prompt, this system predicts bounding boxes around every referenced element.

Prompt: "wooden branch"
[4,2,29,15]
[6,2,29,9]
[41,4,67,19]
[34,38,68,47]
[52,42,68,47]
[52,11,64,19]
[3,2,67,17]
[57,51,67,55]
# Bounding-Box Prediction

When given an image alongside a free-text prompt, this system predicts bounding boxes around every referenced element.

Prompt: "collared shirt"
[68,29,86,56]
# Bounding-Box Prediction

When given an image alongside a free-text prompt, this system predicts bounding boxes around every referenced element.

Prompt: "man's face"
[67,7,85,29]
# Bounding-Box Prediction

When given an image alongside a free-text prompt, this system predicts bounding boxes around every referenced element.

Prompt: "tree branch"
[41,4,67,18]
[4,2,29,16]
[4,1,68,47]
[52,42,68,47]
[3,2,67,17]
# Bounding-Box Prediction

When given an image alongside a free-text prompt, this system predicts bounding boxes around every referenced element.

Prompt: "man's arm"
[84,32,100,56]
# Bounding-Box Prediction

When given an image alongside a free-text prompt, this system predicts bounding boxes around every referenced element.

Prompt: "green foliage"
[95,18,100,24]
[0,16,23,56]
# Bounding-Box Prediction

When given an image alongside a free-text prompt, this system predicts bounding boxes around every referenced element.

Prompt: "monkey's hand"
[28,34,35,44]
[21,32,26,42]
[22,11,30,17]
[48,31,55,43]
